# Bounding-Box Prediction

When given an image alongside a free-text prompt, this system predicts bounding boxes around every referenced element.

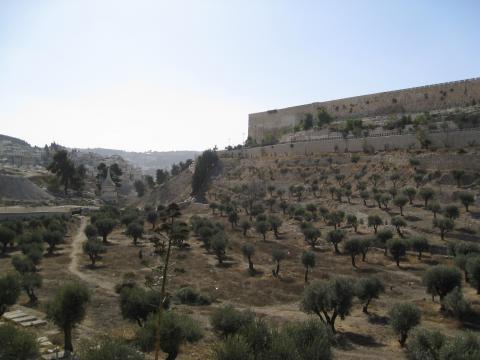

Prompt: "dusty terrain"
[2,147,480,359]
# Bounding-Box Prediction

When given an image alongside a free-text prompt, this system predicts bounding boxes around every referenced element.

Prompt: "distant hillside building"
[101,168,117,203]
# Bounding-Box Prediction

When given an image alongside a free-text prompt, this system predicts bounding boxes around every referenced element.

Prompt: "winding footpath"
[68,216,116,295]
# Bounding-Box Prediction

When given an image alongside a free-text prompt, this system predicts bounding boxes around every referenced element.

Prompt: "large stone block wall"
[226,129,480,159]
[248,78,480,143]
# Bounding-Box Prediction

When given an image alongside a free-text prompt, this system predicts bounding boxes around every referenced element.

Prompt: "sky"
[0,0,479,152]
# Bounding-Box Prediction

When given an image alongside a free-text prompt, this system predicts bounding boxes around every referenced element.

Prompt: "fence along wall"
[248,78,480,143]
[225,128,480,159]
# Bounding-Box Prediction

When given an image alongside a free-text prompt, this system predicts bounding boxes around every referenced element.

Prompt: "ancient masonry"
[248,78,480,143]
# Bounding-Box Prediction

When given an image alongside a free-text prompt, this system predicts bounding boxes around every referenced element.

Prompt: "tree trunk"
[166,349,178,360]
[248,257,254,273]
[363,298,371,314]
[351,255,356,268]
[275,262,280,277]
[304,268,309,283]
[362,251,367,262]
[396,257,400,267]
[399,332,407,347]
[64,326,73,354]
[102,234,107,243]
[334,243,340,254]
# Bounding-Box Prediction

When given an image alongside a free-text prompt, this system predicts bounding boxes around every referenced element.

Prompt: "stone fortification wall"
[225,128,480,159]
[248,78,480,143]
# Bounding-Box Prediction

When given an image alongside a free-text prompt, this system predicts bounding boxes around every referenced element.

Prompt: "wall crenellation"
[248,77,480,143]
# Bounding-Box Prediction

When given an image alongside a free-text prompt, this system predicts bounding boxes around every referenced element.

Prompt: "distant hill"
[0,134,31,147]
[79,148,200,173]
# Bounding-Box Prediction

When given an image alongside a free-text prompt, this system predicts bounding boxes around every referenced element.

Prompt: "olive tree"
[211,232,228,265]
[389,302,421,347]
[419,187,435,208]
[388,239,408,267]
[458,191,475,212]
[0,273,21,316]
[393,195,408,216]
[300,277,354,333]
[368,215,382,234]
[240,219,251,237]
[272,248,287,277]
[466,256,480,294]
[126,222,144,246]
[403,187,417,205]
[95,217,116,243]
[344,238,362,267]
[255,221,270,241]
[0,226,15,254]
[83,239,106,267]
[410,236,429,259]
[242,244,255,275]
[301,250,316,283]
[433,218,454,240]
[301,224,321,249]
[423,265,462,305]
[376,229,393,255]
[356,276,385,314]
[391,216,407,238]
[326,230,346,254]
[46,282,90,354]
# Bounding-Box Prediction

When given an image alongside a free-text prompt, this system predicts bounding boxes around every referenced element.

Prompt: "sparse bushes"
[439,331,480,359]
[389,302,421,347]
[442,287,471,320]
[0,323,40,360]
[175,287,212,306]
[119,286,162,327]
[136,311,203,359]
[79,337,144,360]
[210,305,255,337]
[407,327,445,360]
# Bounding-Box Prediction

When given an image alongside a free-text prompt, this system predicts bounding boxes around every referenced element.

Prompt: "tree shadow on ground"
[367,313,389,325]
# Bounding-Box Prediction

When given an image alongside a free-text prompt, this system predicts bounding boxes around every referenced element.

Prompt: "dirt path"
[68,216,116,295]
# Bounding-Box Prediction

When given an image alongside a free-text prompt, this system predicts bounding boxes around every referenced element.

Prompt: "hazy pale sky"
[1,1,479,152]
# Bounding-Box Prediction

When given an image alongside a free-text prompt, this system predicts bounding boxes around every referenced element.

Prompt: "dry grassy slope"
[168,147,480,358]
[136,169,194,208]
[0,174,54,202]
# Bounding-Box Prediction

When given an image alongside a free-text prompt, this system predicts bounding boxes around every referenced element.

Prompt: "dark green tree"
[46,282,90,354]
